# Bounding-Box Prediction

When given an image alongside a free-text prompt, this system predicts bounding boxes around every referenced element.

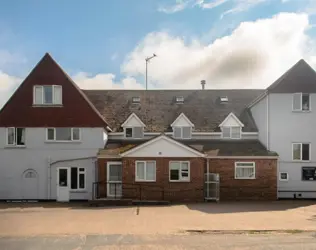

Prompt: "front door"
[107,162,122,198]
[57,167,70,202]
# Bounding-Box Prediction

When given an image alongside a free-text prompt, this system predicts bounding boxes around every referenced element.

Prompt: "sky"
[0,0,316,107]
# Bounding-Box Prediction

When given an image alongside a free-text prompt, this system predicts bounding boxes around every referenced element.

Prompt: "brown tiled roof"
[84,89,263,132]
[267,59,316,93]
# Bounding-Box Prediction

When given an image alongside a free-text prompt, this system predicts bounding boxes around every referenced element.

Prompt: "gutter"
[206,156,278,159]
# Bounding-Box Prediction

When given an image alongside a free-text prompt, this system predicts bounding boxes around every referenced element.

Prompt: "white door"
[57,167,70,202]
[107,162,122,198]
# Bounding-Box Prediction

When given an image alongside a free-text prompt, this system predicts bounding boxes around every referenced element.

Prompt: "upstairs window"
[173,127,191,139]
[293,93,310,111]
[33,85,62,105]
[293,143,310,161]
[47,128,80,141]
[125,127,143,139]
[222,126,241,139]
[7,127,26,146]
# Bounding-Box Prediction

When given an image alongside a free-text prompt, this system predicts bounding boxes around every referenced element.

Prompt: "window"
[135,161,156,181]
[302,167,316,181]
[222,126,241,139]
[292,143,310,161]
[132,97,140,103]
[293,93,310,111]
[33,85,62,105]
[169,161,190,182]
[220,96,228,103]
[71,167,85,190]
[125,127,143,138]
[173,127,191,139]
[235,162,255,179]
[176,96,184,103]
[279,172,289,181]
[46,128,81,141]
[7,127,26,146]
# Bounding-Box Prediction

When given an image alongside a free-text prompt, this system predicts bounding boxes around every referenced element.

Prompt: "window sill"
[169,180,190,183]
[70,189,86,193]
[235,178,256,180]
[45,140,82,144]
[292,160,310,163]
[32,104,63,107]
[279,179,289,182]
[135,180,156,182]
[5,145,26,149]
[292,110,311,113]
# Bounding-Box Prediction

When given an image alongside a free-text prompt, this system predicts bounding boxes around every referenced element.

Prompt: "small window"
[169,161,190,182]
[220,96,228,102]
[125,127,143,138]
[33,85,62,105]
[176,96,184,103]
[132,97,140,103]
[173,127,191,139]
[222,126,241,139]
[135,161,156,182]
[46,128,81,141]
[279,172,289,181]
[302,167,316,181]
[71,167,85,190]
[6,127,26,146]
[293,93,310,111]
[292,143,310,161]
[235,162,255,179]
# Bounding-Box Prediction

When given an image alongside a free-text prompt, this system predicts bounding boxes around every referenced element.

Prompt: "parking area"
[0,200,316,236]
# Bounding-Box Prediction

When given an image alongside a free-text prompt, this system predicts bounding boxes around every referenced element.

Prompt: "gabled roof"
[84,89,263,132]
[267,59,316,93]
[170,112,194,127]
[121,113,146,127]
[0,53,110,128]
[219,112,244,127]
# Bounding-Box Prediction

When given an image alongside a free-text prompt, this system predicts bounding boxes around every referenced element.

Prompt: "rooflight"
[132,97,140,103]
[176,96,184,103]
[220,96,228,102]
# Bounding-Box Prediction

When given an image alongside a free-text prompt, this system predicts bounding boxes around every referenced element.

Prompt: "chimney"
[201,80,206,90]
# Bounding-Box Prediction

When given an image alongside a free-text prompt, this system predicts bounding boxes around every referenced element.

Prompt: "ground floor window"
[302,167,316,181]
[279,172,289,181]
[169,161,190,182]
[135,161,156,181]
[235,162,255,179]
[70,167,86,190]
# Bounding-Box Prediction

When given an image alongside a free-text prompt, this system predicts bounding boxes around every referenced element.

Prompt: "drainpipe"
[206,158,209,199]
[47,156,51,200]
[266,93,269,150]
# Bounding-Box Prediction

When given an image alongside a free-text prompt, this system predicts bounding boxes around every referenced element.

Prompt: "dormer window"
[219,112,244,140]
[125,127,143,139]
[222,126,241,139]
[173,127,191,139]
[33,85,62,105]
[293,93,310,111]
[176,96,184,103]
[132,97,140,103]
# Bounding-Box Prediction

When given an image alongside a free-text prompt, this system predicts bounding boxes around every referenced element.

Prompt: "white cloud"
[73,72,143,90]
[220,0,269,18]
[158,0,193,14]
[122,13,315,89]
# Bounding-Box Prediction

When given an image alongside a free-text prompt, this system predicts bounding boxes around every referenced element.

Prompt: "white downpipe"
[266,94,269,150]
[206,159,209,198]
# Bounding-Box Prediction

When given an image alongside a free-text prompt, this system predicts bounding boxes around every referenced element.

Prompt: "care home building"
[0,53,314,202]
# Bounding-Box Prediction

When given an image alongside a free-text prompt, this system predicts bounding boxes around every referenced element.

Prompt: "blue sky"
[0,0,316,105]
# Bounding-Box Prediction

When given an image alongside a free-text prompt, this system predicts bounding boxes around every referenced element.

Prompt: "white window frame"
[221,126,241,139]
[33,85,62,105]
[279,172,289,181]
[132,97,140,103]
[292,93,311,112]
[176,96,184,103]
[234,162,256,180]
[135,161,156,182]
[70,167,86,191]
[169,161,190,182]
[46,128,81,142]
[124,127,144,139]
[6,127,26,147]
[173,127,192,139]
[292,143,311,161]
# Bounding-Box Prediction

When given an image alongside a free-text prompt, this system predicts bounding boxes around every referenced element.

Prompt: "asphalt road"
[1,233,316,250]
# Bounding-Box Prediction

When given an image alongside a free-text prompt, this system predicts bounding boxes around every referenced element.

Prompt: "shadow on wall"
[186,200,316,214]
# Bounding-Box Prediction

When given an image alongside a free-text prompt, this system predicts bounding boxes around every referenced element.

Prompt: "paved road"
[1,233,316,250]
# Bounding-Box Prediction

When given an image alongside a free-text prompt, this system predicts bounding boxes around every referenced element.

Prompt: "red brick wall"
[208,158,277,201]
[122,157,205,202]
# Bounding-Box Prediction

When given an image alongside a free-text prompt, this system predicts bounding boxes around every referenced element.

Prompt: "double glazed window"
[135,161,156,181]
[125,127,143,138]
[293,93,310,111]
[169,161,190,181]
[7,127,26,146]
[302,167,316,181]
[33,85,62,105]
[292,143,310,161]
[222,126,241,139]
[173,127,191,139]
[47,128,80,141]
[235,162,255,179]
[70,167,85,190]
